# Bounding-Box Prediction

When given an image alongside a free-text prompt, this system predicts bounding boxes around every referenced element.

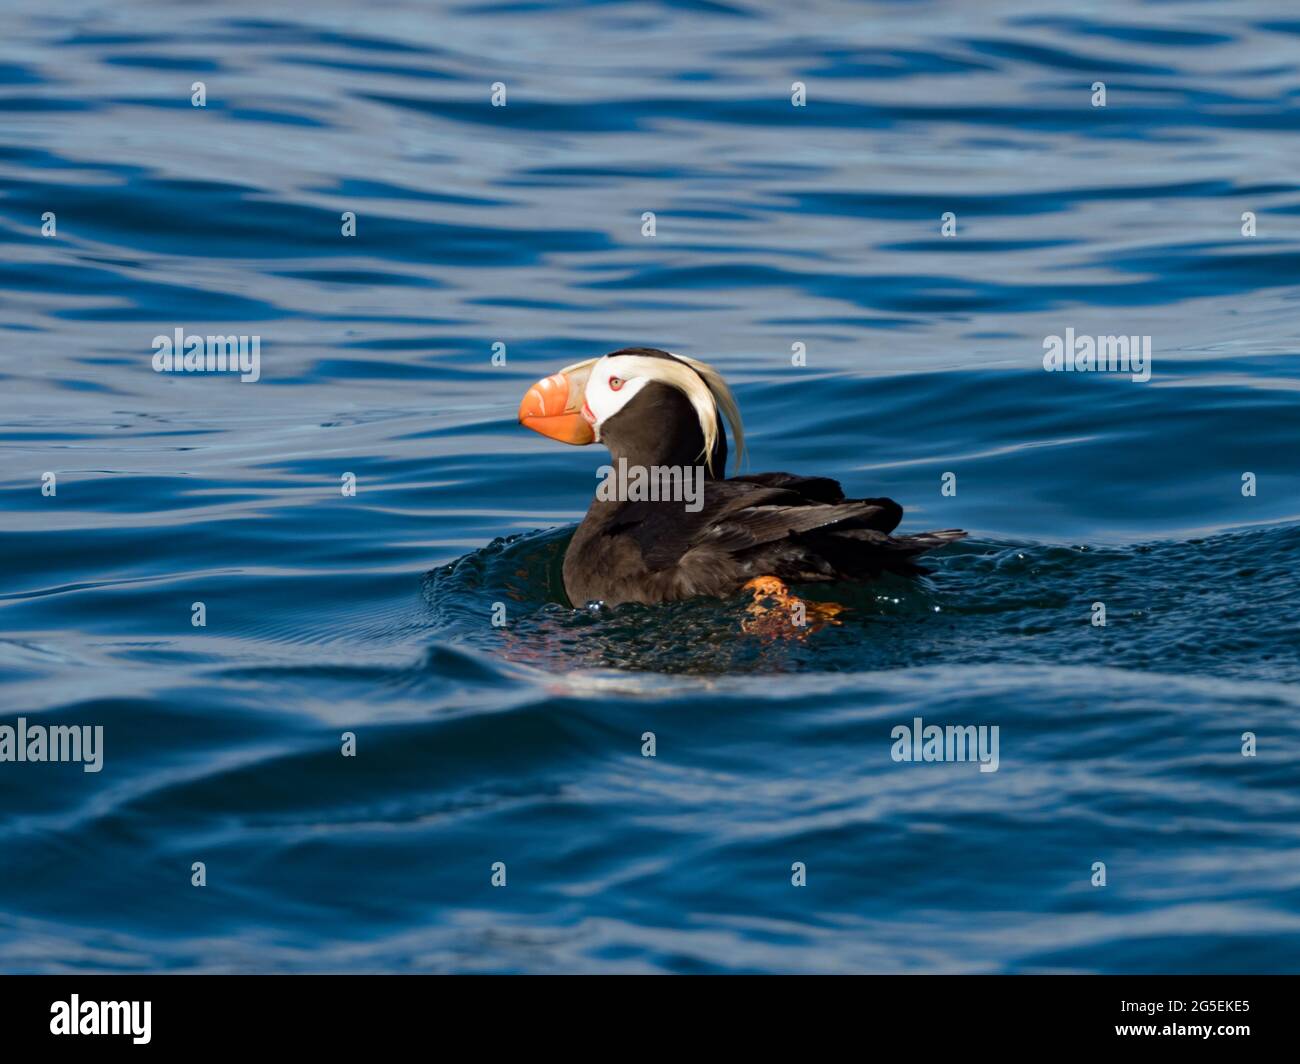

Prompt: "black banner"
[0,974,1285,1051]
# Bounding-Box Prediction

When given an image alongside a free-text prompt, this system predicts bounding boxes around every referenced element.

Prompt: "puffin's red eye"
[608,376,624,391]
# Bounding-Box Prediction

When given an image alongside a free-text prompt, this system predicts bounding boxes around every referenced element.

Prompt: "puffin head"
[518,347,745,474]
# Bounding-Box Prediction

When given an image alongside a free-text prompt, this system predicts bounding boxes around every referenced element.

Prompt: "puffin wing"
[727,472,846,504]
[695,501,894,557]
[611,476,902,573]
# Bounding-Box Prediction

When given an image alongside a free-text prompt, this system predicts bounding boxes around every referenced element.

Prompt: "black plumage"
[555,352,965,608]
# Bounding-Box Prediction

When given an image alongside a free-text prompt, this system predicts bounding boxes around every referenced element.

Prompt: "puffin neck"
[599,381,728,476]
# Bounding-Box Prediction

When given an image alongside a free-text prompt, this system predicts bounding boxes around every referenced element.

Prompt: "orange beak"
[518,366,595,445]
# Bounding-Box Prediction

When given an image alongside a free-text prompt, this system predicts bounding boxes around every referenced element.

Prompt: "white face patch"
[580,355,653,440]
[559,350,746,473]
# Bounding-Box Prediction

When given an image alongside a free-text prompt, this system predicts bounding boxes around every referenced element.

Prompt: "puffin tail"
[812,526,967,578]
[887,528,968,553]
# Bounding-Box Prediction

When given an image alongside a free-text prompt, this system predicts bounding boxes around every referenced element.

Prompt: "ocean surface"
[2,0,1299,973]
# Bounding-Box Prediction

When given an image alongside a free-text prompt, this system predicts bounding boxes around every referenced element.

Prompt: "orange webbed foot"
[740,576,845,638]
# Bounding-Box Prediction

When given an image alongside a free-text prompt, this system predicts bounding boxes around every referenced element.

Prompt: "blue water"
[2,0,1299,973]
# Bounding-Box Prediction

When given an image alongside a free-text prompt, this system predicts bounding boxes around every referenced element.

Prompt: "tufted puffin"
[518,347,965,609]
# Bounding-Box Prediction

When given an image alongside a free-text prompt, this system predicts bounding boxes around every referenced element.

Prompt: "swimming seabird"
[519,347,965,609]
